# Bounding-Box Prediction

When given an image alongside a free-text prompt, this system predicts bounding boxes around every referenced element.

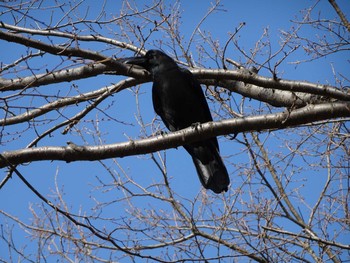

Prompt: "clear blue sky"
[0,0,349,261]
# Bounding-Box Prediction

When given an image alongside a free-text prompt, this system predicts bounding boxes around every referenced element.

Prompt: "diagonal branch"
[262,226,350,250]
[328,0,350,32]
[0,30,133,75]
[0,30,106,61]
[0,78,144,126]
[0,102,348,168]
[0,22,142,53]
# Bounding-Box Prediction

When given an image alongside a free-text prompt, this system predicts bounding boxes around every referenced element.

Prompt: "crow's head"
[124,49,177,76]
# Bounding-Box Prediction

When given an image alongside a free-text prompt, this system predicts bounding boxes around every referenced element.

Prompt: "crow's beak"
[122,56,148,69]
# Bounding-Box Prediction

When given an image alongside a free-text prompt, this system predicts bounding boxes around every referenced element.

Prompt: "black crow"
[124,50,230,193]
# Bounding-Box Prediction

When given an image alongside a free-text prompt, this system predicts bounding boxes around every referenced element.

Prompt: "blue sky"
[0,0,349,261]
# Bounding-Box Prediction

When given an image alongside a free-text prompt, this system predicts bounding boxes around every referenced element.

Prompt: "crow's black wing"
[152,66,219,148]
[179,67,219,150]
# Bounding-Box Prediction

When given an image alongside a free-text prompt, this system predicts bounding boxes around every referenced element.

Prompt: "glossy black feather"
[125,50,230,193]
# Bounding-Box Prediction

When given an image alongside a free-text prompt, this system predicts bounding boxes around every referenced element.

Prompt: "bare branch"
[193,69,350,101]
[1,102,348,168]
[0,63,110,91]
[0,30,131,74]
[0,22,143,53]
[328,0,350,32]
[0,78,143,126]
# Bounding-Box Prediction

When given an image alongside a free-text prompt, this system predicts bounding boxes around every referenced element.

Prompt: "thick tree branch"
[204,79,327,108]
[1,102,348,168]
[0,30,135,75]
[1,29,347,103]
[193,69,350,101]
[0,63,111,91]
[1,29,346,108]
[328,0,350,32]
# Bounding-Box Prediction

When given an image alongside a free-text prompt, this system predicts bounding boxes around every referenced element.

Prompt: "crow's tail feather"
[191,147,230,194]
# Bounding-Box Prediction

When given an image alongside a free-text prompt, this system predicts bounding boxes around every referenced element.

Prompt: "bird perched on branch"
[124,50,230,194]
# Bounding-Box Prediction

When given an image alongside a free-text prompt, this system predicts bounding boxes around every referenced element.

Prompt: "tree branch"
[328,0,350,32]
[0,63,111,91]
[0,78,144,126]
[204,79,327,108]
[0,30,133,75]
[1,102,348,168]
[0,22,143,54]
[1,28,346,107]
[193,69,350,101]
[262,226,350,250]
